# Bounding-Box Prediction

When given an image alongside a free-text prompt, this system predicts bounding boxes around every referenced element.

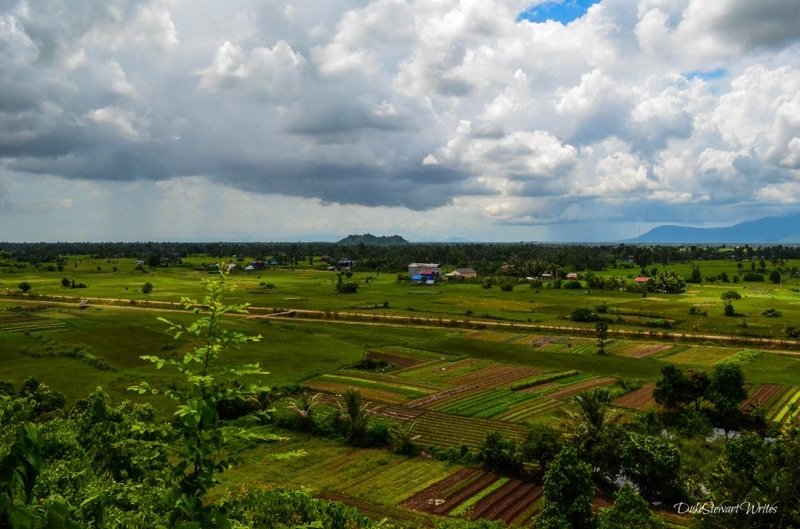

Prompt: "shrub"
[141,282,153,294]
[571,307,596,322]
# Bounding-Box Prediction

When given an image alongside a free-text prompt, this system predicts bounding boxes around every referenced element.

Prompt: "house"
[249,261,266,270]
[444,267,477,279]
[565,273,579,280]
[408,263,441,281]
[540,272,553,279]
[634,276,650,284]
[337,259,355,270]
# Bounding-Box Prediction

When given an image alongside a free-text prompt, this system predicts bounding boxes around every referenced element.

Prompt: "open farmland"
[4,250,800,528]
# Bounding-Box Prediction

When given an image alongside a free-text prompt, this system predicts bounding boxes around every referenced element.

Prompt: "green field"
[3,254,800,527]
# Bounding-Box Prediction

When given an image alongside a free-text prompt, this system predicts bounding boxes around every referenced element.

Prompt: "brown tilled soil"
[434,472,500,515]
[740,383,785,413]
[612,383,657,410]
[399,468,481,511]
[469,480,541,523]
[407,384,479,408]
[451,365,539,387]
[548,377,615,400]
[319,492,436,528]
[366,351,422,368]
[367,403,425,421]
[504,485,543,525]
[517,381,559,394]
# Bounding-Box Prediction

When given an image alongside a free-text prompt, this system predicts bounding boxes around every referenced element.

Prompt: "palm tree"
[565,388,621,449]
[389,422,421,455]
[337,388,369,443]
[286,392,320,432]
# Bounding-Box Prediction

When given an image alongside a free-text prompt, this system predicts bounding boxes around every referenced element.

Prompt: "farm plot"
[302,379,413,405]
[740,384,787,414]
[605,341,682,358]
[612,383,656,411]
[767,386,800,424]
[448,364,540,387]
[497,398,565,423]
[0,314,69,333]
[309,373,435,398]
[433,387,542,419]
[547,377,616,400]
[498,375,615,423]
[412,410,529,450]
[318,492,435,528]
[394,358,491,386]
[528,335,594,354]
[660,345,736,366]
[365,345,448,368]
[465,330,526,343]
[400,468,543,526]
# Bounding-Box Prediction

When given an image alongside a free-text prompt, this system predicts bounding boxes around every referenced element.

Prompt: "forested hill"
[632,214,800,244]
[336,234,409,245]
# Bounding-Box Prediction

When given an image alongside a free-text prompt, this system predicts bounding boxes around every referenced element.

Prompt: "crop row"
[510,370,579,391]
[449,364,539,388]
[302,380,410,405]
[498,398,564,423]
[367,345,447,362]
[662,345,736,366]
[739,384,785,414]
[394,358,490,385]
[0,319,69,333]
[318,374,434,398]
[769,386,800,423]
[605,341,673,358]
[401,468,543,525]
[532,338,595,354]
[612,383,657,411]
[434,388,540,419]
[413,411,528,450]
[334,370,443,392]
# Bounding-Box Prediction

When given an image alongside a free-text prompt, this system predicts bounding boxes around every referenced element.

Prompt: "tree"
[17,282,31,293]
[142,282,153,294]
[571,307,595,322]
[479,431,523,476]
[535,446,595,529]
[522,424,561,477]
[619,432,684,502]
[61,277,71,288]
[336,388,369,444]
[597,485,665,529]
[653,365,688,410]
[769,270,781,284]
[389,422,421,456]
[708,362,747,416]
[595,321,609,354]
[129,269,271,527]
[684,369,710,410]
[286,392,320,432]
[720,290,741,317]
[565,388,620,450]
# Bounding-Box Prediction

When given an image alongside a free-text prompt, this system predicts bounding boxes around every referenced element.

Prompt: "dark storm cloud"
[711,0,800,50]
[211,160,476,210]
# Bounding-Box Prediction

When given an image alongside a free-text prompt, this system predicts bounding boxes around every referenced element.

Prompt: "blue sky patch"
[684,68,727,81]
[517,0,602,24]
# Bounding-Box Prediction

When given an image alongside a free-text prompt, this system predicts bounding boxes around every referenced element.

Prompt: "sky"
[1,0,800,243]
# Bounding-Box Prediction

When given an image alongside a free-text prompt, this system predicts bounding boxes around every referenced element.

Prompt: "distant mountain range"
[337,234,410,245]
[631,214,800,244]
